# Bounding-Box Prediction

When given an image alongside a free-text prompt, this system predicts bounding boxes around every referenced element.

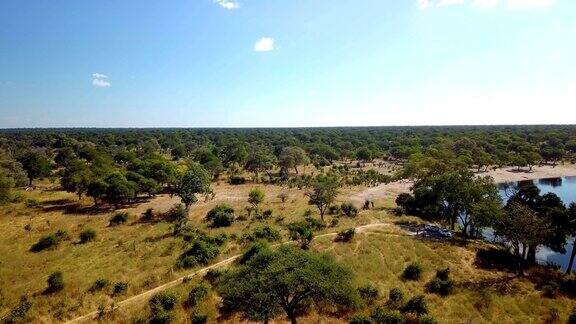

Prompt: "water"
[496,176,576,272]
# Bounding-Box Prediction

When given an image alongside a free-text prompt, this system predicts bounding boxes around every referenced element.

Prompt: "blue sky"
[0,0,575,128]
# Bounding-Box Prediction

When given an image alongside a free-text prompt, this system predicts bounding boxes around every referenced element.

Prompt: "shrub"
[79,228,96,243]
[435,267,450,281]
[187,284,209,307]
[389,288,405,307]
[113,281,128,296]
[109,212,129,225]
[341,202,359,217]
[191,314,208,324]
[336,228,356,242]
[242,226,281,243]
[419,315,438,324]
[371,306,405,324]
[149,291,178,314]
[239,241,269,264]
[89,278,110,292]
[46,271,64,293]
[287,221,314,249]
[402,263,422,281]
[206,204,235,228]
[31,234,59,252]
[427,277,454,296]
[229,175,246,185]
[358,284,379,305]
[55,229,69,240]
[349,314,374,324]
[149,310,172,324]
[262,209,273,218]
[402,295,428,316]
[177,240,220,269]
[427,267,453,296]
[248,188,265,206]
[141,208,155,222]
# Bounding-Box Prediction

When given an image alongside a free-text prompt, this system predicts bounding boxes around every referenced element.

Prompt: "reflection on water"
[495,176,576,272]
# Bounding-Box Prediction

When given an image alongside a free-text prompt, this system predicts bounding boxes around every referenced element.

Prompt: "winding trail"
[65,222,392,323]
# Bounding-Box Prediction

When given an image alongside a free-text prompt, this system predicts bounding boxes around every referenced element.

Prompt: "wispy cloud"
[254,37,275,52]
[92,73,108,79]
[92,73,110,88]
[214,0,240,10]
[418,0,432,9]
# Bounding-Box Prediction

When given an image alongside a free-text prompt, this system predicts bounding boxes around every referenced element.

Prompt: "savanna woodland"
[1,126,576,323]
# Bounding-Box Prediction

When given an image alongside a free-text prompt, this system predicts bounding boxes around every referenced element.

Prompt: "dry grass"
[1,181,574,323]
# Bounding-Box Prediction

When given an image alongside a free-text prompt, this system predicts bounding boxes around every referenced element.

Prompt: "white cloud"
[92,73,108,79]
[437,0,465,7]
[92,78,111,88]
[308,90,317,97]
[472,0,499,8]
[92,73,110,88]
[508,0,554,9]
[254,37,275,52]
[214,0,239,10]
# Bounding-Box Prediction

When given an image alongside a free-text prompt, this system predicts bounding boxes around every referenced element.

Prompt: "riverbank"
[483,163,576,184]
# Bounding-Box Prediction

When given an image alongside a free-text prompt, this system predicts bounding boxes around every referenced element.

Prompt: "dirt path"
[65,223,392,324]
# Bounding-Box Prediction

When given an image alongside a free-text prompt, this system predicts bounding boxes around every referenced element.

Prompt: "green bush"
[109,212,129,225]
[229,175,246,185]
[427,277,454,296]
[177,240,220,269]
[31,234,59,252]
[388,288,405,308]
[392,207,404,216]
[262,209,273,218]
[358,284,379,305]
[46,271,64,293]
[239,241,269,264]
[113,281,128,296]
[341,202,359,217]
[187,284,209,308]
[206,204,235,228]
[242,226,281,243]
[435,267,450,280]
[336,228,356,242]
[79,228,96,243]
[402,295,428,316]
[149,291,178,314]
[149,310,172,324]
[371,306,405,324]
[402,263,422,281]
[89,278,110,292]
[191,313,208,324]
[141,208,155,222]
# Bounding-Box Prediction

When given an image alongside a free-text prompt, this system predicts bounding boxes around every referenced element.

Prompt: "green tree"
[245,149,276,180]
[17,150,52,186]
[565,203,576,274]
[176,164,212,209]
[61,159,93,200]
[279,147,309,175]
[306,175,340,222]
[218,245,359,324]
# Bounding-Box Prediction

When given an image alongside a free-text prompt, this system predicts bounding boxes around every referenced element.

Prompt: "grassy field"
[1,180,574,323]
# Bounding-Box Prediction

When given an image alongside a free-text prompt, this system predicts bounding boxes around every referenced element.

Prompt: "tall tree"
[17,150,52,186]
[306,175,340,222]
[176,164,212,209]
[279,147,309,175]
[218,246,359,324]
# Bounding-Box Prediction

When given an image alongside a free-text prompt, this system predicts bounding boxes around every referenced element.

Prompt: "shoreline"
[352,164,576,202]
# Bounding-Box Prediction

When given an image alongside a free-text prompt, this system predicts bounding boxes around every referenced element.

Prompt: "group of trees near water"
[397,152,576,275]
